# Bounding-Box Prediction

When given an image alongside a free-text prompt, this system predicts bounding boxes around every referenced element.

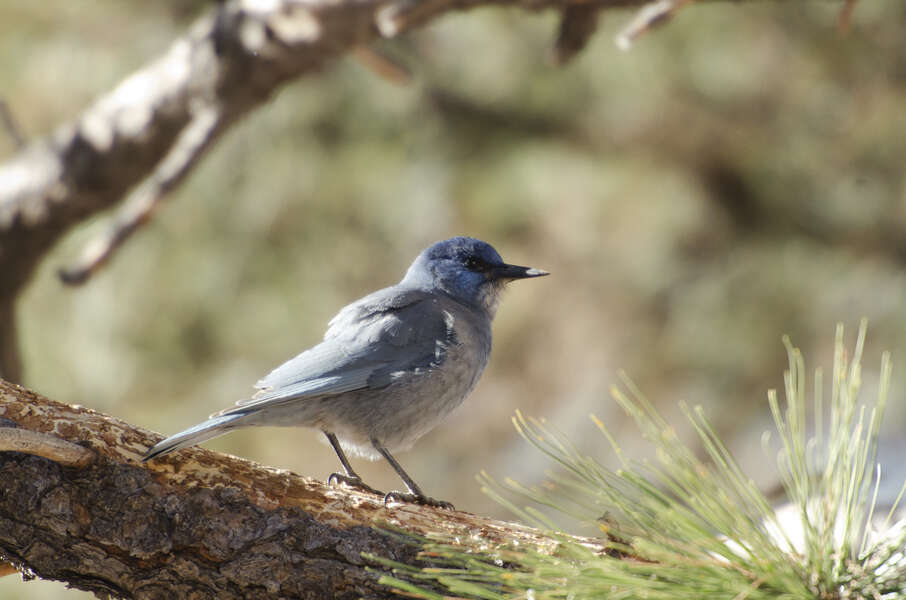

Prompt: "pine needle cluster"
[376,321,906,599]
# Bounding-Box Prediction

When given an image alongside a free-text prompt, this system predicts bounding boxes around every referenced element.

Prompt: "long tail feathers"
[143,413,247,462]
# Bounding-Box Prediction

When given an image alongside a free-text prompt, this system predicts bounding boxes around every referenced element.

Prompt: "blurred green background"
[3,0,906,597]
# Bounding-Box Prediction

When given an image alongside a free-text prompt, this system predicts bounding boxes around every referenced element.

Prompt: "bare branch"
[0,379,599,597]
[0,0,649,379]
[616,0,693,51]
[552,5,603,66]
[58,106,221,285]
[353,46,413,86]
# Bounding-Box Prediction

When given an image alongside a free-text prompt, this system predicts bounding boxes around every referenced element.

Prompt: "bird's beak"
[489,263,550,280]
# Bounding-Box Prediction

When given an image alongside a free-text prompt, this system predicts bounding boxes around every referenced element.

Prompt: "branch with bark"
[0,378,586,598]
[0,0,672,383]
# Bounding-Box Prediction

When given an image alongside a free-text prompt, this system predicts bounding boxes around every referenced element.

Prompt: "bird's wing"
[216,289,456,416]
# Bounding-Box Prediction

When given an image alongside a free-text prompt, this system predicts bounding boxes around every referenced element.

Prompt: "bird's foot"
[328,472,384,497]
[383,491,455,510]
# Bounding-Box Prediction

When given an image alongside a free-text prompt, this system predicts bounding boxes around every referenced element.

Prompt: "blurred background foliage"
[2,0,906,597]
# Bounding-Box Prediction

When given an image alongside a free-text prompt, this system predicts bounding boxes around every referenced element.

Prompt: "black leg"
[371,438,454,510]
[324,431,383,496]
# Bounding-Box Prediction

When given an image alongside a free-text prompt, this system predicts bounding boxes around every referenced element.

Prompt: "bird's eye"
[462,255,482,270]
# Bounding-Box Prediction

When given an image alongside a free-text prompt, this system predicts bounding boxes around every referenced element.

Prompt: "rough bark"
[0,379,581,599]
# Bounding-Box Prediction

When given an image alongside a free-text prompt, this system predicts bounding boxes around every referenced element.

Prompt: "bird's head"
[402,237,548,316]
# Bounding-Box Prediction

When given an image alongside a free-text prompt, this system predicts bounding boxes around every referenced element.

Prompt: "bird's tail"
[143,413,248,462]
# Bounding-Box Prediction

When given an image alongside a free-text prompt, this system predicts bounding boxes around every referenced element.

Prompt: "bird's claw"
[328,472,384,497]
[383,490,455,510]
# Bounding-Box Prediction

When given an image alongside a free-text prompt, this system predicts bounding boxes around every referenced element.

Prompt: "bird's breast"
[366,304,491,452]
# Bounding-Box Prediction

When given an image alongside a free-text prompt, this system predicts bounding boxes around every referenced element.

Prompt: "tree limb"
[0,0,647,290]
[0,379,590,598]
[0,0,651,382]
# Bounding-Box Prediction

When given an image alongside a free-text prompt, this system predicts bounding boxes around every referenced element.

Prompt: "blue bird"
[143,237,548,509]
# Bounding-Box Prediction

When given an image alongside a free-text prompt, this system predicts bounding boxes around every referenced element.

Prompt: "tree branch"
[552,5,603,65]
[58,106,221,285]
[615,0,692,50]
[0,379,592,598]
[0,0,651,382]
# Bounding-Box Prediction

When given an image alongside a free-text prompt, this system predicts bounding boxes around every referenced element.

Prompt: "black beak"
[488,263,550,280]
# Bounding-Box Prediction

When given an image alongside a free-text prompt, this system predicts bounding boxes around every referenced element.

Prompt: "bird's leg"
[324,431,384,496]
[371,438,455,510]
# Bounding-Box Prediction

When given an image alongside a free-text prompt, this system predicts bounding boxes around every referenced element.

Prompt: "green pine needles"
[375,321,906,599]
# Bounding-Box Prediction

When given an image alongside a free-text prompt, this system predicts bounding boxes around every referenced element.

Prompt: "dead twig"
[58,106,221,285]
[0,0,661,298]
[354,46,413,85]
[0,426,95,468]
[616,0,693,51]
[552,6,602,66]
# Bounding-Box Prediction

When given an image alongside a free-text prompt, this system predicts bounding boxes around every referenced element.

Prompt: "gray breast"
[321,301,492,457]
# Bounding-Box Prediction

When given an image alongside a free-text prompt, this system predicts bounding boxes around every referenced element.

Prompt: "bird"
[143,236,548,509]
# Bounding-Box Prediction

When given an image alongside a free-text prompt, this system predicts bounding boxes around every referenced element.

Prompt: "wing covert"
[219,289,457,415]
